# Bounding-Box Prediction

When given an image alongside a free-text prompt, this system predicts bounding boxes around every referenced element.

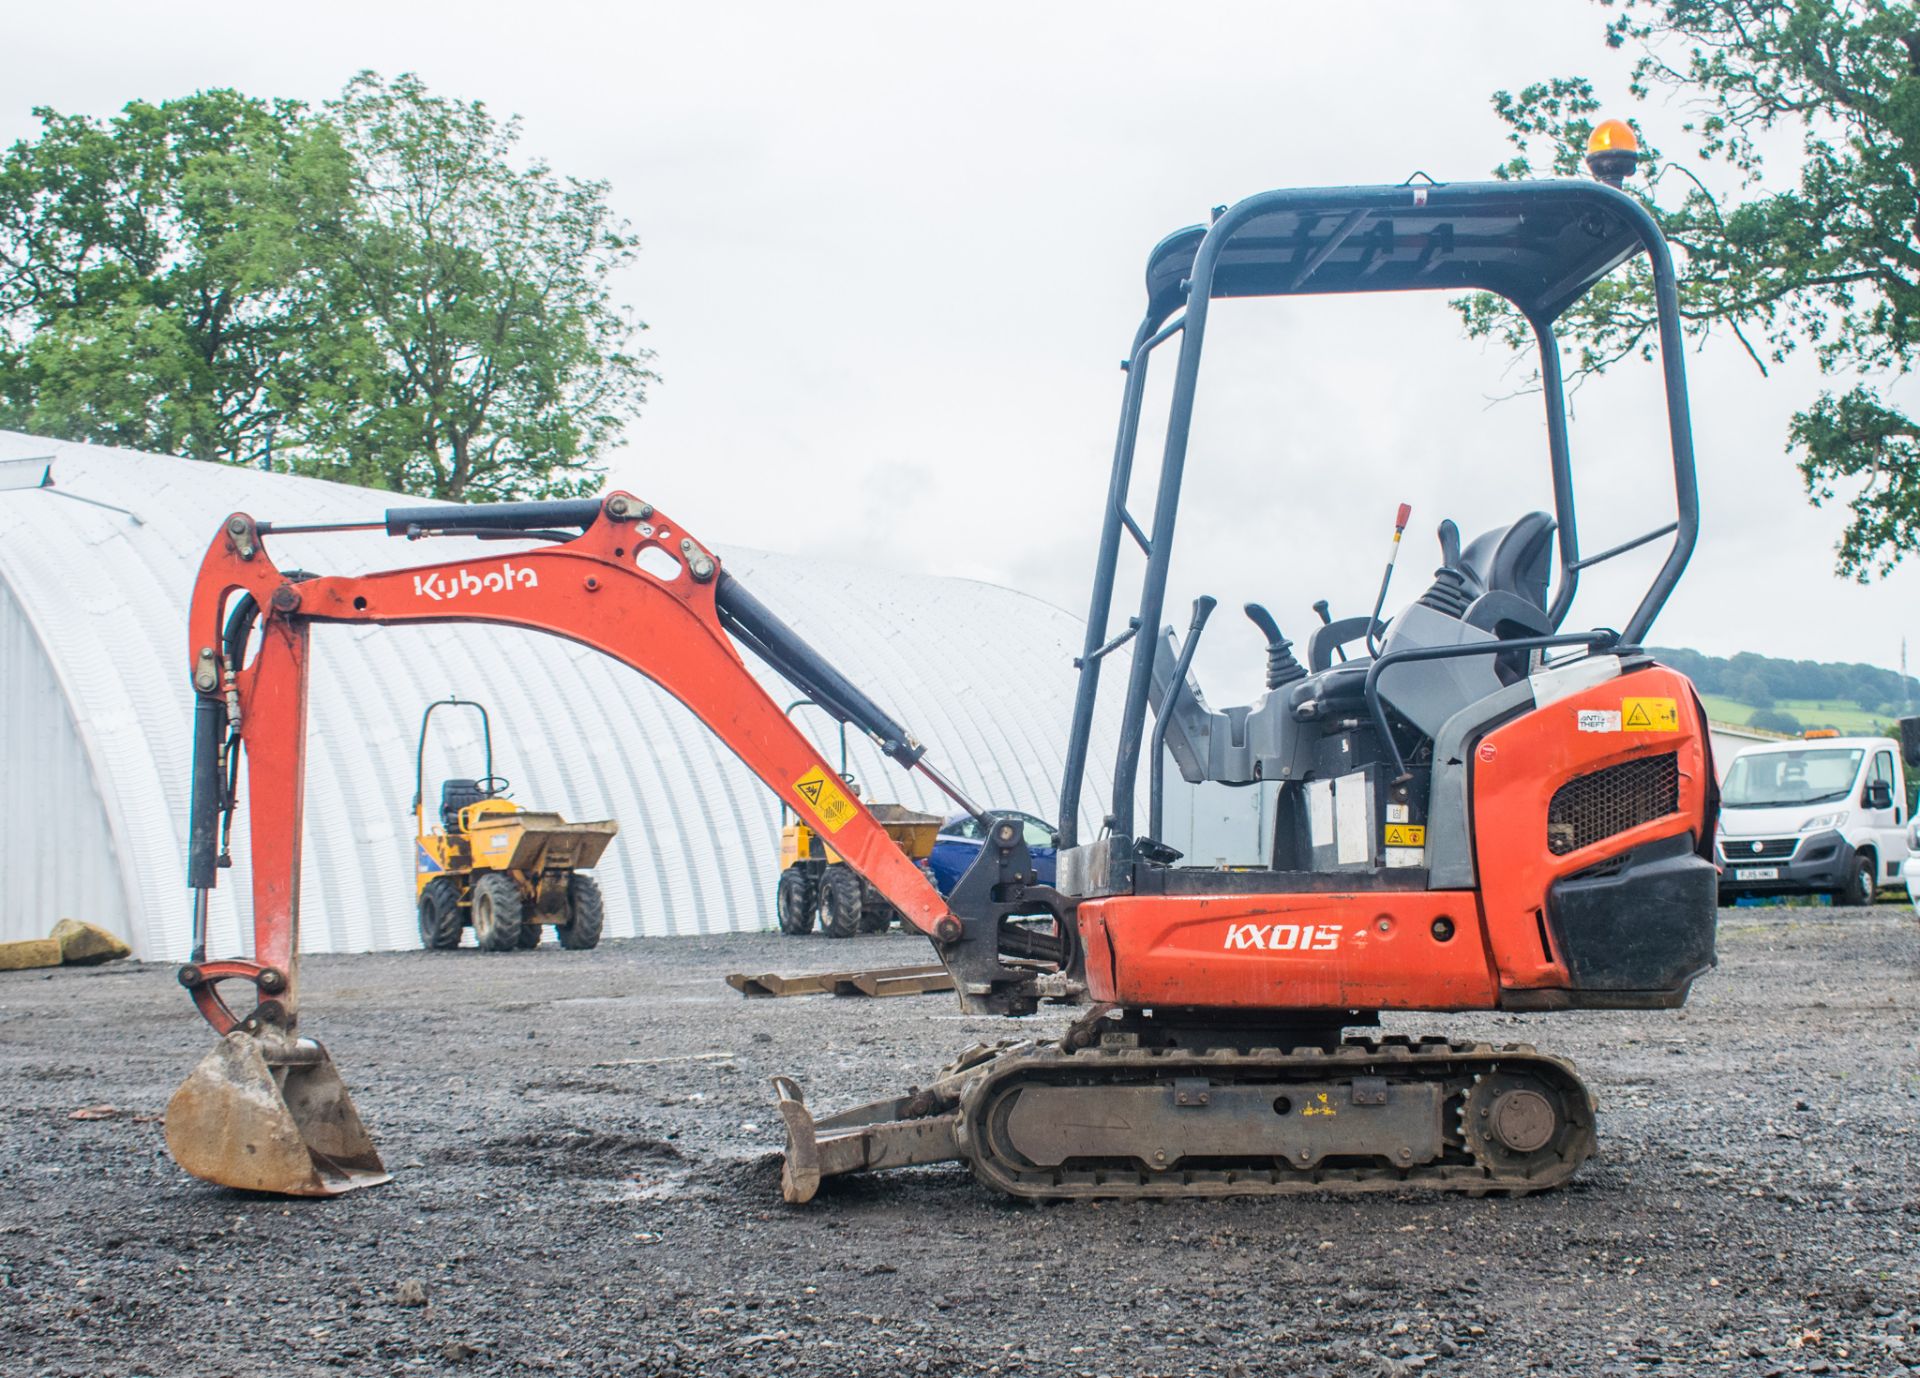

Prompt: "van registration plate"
[1734,866,1779,881]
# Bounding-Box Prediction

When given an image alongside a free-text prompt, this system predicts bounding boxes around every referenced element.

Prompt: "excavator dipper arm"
[168,494,1070,1196]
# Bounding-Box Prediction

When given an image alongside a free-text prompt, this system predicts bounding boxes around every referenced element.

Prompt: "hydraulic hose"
[188,592,259,960]
[714,572,925,769]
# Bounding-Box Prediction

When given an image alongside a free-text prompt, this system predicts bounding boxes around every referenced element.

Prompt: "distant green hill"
[1651,647,1915,736]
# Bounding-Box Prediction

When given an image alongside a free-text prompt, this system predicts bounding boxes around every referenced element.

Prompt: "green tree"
[0,73,653,499]
[1749,707,1804,733]
[1463,1,1920,579]
[1654,643,1920,707]
[290,73,654,500]
[0,91,351,463]
[1736,670,1774,706]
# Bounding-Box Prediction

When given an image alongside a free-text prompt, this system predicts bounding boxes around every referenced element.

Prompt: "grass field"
[1699,692,1894,735]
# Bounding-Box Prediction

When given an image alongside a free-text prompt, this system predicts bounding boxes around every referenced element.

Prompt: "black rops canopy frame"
[1055,178,1700,848]
[414,697,494,814]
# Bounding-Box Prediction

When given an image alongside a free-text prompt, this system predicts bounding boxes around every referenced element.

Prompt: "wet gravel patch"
[0,907,1914,1376]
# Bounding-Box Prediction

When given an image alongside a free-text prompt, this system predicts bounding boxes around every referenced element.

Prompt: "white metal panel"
[0,580,130,943]
[1158,778,1277,868]
[0,432,1125,959]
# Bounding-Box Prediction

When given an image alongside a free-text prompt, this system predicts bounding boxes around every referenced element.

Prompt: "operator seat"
[1283,511,1559,723]
[441,778,490,829]
[1458,512,1558,677]
[1459,511,1556,627]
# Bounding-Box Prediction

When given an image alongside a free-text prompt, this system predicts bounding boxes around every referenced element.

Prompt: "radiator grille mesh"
[1546,753,1680,856]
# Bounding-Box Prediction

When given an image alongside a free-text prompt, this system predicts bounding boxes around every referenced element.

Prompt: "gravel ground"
[1,906,1916,1377]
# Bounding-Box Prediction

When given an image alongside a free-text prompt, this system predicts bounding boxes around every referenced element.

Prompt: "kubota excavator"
[167,124,1720,1203]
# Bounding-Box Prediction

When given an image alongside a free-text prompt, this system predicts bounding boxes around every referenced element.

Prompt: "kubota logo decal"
[1225,922,1342,951]
[413,562,539,601]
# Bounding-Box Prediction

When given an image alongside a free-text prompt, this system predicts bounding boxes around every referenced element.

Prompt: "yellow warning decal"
[793,765,857,834]
[1383,823,1426,848]
[1622,696,1680,732]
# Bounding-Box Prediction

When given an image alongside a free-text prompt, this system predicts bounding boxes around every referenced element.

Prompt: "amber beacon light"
[1585,118,1640,186]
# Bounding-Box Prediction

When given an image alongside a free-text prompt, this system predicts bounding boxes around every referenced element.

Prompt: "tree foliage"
[1465,1,1920,579]
[0,73,652,499]
[1651,643,1919,706]
[0,90,351,464]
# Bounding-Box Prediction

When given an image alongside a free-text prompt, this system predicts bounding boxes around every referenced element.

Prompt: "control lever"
[1365,503,1413,658]
[1149,595,1217,848]
[1416,519,1476,620]
[1310,599,1344,663]
[1243,603,1307,690]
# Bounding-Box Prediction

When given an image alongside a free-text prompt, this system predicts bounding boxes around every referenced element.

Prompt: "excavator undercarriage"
[776,1014,1597,1204]
[166,162,1719,1206]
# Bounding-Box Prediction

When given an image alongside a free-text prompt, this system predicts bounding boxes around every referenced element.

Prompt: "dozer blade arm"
[175,494,1063,1194]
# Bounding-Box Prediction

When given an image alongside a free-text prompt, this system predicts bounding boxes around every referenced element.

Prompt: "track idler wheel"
[1459,1067,1594,1183]
[165,1032,390,1196]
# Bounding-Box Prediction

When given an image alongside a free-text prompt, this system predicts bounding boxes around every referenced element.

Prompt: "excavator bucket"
[165,1033,389,1196]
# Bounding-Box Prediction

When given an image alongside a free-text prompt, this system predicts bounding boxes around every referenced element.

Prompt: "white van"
[1715,734,1909,906]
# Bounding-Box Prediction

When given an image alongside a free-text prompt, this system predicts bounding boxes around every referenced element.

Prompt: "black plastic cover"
[1546,833,1717,995]
[1899,716,1920,770]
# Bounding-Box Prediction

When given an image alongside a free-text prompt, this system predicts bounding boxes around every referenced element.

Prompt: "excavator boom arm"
[168,492,1074,1197]
[183,495,965,1036]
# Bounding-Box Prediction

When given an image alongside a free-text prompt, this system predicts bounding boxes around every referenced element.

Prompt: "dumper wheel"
[557,873,605,950]
[470,873,525,951]
[857,890,895,934]
[417,877,464,950]
[776,867,817,936]
[820,865,865,939]
[856,860,939,933]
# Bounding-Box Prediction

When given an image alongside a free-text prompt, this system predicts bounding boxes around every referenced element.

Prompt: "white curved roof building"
[0,433,1126,960]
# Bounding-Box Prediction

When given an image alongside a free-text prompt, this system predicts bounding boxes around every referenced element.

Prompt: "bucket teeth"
[165,1032,389,1196]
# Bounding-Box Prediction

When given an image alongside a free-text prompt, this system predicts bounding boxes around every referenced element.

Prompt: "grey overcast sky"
[8,1,1918,701]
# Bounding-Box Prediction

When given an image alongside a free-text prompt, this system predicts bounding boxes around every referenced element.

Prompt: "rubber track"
[951,1036,1597,1200]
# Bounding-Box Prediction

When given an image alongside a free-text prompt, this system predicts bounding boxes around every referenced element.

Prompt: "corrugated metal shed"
[0,433,1124,959]
[1707,722,1780,780]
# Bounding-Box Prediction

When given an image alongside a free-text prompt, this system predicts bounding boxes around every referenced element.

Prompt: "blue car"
[926,811,1058,895]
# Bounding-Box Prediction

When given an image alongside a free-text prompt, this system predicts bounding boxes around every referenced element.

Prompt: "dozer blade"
[165,1032,390,1196]
[772,1075,964,1204]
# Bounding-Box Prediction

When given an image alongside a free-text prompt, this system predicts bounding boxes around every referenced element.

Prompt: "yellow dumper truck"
[413,698,618,951]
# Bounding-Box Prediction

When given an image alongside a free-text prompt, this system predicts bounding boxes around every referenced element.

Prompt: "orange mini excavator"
[167,130,1719,1202]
